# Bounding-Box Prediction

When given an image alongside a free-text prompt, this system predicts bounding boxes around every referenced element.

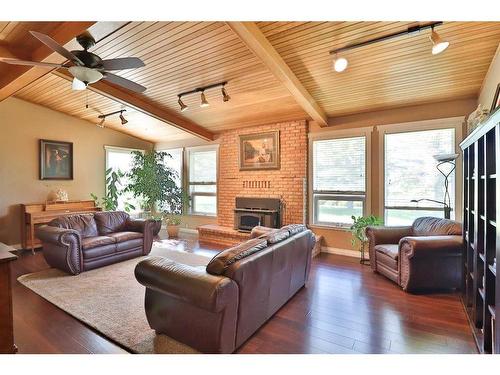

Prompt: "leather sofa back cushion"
[49,214,98,238]
[206,238,268,275]
[94,211,130,235]
[266,228,292,244]
[282,224,307,236]
[412,217,462,237]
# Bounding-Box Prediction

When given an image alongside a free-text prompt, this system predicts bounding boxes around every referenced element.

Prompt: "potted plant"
[350,215,383,264]
[163,214,182,238]
[125,150,182,236]
[91,168,135,212]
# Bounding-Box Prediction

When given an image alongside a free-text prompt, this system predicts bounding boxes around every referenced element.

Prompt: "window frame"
[308,127,372,229]
[378,117,464,226]
[185,144,219,217]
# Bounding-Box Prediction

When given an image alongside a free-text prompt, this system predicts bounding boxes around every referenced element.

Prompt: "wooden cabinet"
[461,110,500,353]
[0,243,17,354]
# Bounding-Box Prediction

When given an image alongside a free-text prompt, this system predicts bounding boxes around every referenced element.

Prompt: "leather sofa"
[135,224,314,353]
[366,216,463,292]
[36,211,155,275]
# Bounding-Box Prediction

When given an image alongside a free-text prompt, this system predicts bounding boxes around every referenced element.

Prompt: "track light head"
[332,54,348,72]
[119,111,128,125]
[97,117,105,128]
[222,85,230,102]
[178,96,188,112]
[200,91,209,107]
[429,28,449,55]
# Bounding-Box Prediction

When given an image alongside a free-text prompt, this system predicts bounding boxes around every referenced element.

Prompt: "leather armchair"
[366,217,463,292]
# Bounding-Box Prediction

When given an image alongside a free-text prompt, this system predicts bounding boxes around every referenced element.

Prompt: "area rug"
[17,241,213,354]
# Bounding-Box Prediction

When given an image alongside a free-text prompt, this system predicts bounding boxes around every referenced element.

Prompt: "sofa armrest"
[126,218,154,233]
[399,235,463,257]
[250,226,276,239]
[36,225,81,245]
[366,225,412,271]
[135,256,238,312]
[399,235,463,291]
[35,225,82,275]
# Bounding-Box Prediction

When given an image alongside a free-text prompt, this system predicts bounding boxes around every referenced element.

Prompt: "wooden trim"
[0,22,95,101]
[53,70,215,141]
[227,22,328,127]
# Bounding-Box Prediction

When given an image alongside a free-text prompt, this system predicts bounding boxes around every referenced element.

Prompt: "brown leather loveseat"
[135,224,314,353]
[366,217,463,292]
[36,211,155,275]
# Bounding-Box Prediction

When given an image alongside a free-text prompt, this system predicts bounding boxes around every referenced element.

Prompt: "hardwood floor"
[10,239,477,354]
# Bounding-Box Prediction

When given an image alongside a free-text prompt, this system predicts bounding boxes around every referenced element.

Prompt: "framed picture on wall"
[491,83,500,114]
[239,131,280,171]
[39,139,73,180]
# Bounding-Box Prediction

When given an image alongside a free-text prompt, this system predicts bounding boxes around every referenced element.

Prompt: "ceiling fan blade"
[0,57,66,68]
[101,57,145,71]
[72,77,87,91]
[30,31,84,66]
[102,72,146,93]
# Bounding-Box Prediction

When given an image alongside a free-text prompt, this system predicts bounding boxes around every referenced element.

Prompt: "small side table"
[0,242,18,354]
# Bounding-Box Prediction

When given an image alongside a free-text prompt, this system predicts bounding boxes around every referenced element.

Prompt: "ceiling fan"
[0,31,147,93]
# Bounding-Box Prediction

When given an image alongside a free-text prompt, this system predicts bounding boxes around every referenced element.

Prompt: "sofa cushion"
[49,214,98,238]
[116,238,144,252]
[108,231,143,243]
[412,217,462,237]
[282,224,307,235]
[94,211,130,235]
[206,238,268,275]
[83,244,116,259]
[266,228,291,244]
[81,236,116,250]
[376,251,398,270]
[374,244,399,260]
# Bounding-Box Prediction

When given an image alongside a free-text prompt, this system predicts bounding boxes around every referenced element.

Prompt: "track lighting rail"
[179,81,228,98]
[329,21,443,55]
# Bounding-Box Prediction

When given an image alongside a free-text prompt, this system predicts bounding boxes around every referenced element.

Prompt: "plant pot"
[151,220,162,236]
[166,224,180,238]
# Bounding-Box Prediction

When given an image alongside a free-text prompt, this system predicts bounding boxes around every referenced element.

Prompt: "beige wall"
[0,97,152,246]
[478,44,500,111]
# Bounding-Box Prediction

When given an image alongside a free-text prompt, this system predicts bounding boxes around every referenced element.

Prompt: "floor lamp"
[411,153,458,219]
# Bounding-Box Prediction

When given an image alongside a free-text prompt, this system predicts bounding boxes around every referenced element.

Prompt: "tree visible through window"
[384,128,455,225]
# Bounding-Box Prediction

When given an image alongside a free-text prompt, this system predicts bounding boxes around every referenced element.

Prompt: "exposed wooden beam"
[54,70,215,141]
[0,22,95,102]
[227,22,328,127]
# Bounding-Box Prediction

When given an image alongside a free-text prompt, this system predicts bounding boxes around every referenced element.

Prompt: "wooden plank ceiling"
[3,21,500,142]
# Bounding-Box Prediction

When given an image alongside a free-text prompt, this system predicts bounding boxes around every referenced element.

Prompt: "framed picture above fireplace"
[239,131,280,171]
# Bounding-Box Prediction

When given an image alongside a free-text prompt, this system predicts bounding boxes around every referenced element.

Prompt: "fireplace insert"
[234,197,281,232]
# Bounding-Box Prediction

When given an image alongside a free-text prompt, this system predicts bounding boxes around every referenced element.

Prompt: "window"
[312,136,366,226]
[187,146,217,216]
[384,128,456,225]
[104,146,143,215]
[158,148,183,213]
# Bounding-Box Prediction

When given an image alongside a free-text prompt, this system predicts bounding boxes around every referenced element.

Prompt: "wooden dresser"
[21,200,101,253]
[0,242,17,354]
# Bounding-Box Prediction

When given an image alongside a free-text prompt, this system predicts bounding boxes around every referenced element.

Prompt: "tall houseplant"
[350,215,383,264]
[125,150,182,218]
[91,168,135,212]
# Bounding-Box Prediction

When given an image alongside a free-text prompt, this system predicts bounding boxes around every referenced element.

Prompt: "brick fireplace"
[217,119,308,227]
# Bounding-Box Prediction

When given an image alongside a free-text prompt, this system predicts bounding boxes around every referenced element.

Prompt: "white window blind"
[312,136,366,226]
[384,128,455,225]
[187,147,217,215]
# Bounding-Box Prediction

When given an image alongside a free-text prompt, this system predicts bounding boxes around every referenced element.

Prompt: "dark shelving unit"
[460,110,500,354]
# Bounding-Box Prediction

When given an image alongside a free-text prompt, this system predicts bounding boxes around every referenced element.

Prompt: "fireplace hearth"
[234,197,281,232]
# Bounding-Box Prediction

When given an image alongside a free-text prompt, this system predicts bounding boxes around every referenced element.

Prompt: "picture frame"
[39,139,73,180]
[491,83,500,114]
[239,131,280,171]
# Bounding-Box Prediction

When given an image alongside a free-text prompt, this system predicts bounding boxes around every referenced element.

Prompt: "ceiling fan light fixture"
[200,91,209,107]
[119,111,128,125]
[72,77,87,91]
[429,28,449,55]
[68,66,103,85]
[178,96,188,112]
[222,85,230,102]
[332,54,348,72]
